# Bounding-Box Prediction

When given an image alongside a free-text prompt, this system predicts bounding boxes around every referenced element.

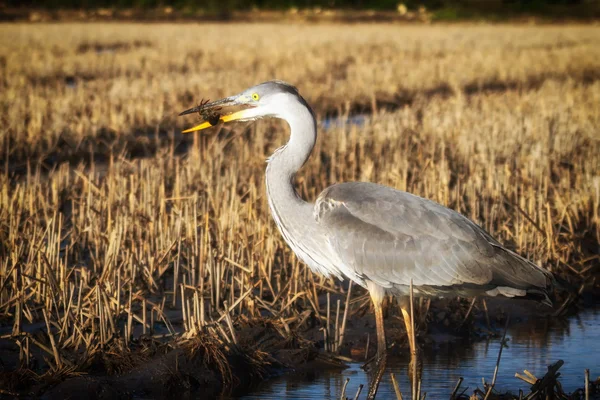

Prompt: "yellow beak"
[181,109,250,133]
[179,95,254,133]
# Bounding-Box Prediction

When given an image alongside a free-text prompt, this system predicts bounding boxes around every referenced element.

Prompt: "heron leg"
[366,349,386,400]
[366,282,387,399]
[374,298,387,360]
[366,282,387,360]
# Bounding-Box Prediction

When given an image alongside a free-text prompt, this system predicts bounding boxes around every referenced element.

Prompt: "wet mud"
[2,293,594,399]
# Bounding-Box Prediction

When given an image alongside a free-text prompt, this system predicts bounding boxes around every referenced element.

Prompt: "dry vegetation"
[1,23,599,396]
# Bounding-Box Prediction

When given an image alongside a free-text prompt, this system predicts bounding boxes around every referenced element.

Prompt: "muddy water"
[240,308,600,399]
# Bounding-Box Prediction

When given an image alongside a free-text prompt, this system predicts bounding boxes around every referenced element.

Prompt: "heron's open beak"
[178,96,255,133]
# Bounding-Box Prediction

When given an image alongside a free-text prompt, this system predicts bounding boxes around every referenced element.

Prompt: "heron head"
[179,80,305,133]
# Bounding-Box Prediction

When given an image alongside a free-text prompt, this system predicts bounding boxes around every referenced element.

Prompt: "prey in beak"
[179,95,256,133]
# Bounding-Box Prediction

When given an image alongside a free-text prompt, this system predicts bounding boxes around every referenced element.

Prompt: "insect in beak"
[179,95,255,133]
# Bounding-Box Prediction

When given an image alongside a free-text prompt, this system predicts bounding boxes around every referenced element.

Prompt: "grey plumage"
[179,80,556,361]
[180,80,557,393]
[246,81,553,306]
[315,182,553,303]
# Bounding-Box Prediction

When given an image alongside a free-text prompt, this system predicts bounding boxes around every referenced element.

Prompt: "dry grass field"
[1,23,599,396]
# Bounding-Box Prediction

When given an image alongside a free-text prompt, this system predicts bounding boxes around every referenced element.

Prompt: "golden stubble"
[0,22,599,374]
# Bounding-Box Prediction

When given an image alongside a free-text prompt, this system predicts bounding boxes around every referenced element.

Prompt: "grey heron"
[179,80,555,396]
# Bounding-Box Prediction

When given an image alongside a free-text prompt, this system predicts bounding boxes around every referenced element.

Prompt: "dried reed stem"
[483,316,510,400]
[391,372,404,400]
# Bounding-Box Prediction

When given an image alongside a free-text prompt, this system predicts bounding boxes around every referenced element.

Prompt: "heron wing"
[315,182,550,293]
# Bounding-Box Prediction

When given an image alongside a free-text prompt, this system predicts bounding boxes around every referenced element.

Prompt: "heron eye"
[252,93,260,101]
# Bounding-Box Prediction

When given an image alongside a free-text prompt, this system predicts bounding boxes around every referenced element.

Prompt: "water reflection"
[240,308,600,399]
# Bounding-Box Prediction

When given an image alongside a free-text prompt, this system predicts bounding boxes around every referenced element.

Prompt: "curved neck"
[266,100,316,203]
[264,97,341,279]
[268,102,317,176]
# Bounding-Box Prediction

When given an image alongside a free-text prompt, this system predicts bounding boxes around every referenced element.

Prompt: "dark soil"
[0,286,594,399]
[0,318,345,399]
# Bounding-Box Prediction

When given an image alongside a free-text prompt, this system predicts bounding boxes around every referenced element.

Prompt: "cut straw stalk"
[483,316,510,400]
[391,373,404,400]
[337,281,353,354]
[42,309,62,369]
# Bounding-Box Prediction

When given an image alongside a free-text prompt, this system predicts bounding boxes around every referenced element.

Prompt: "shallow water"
[321,114,368,130]
[240,308,600,399]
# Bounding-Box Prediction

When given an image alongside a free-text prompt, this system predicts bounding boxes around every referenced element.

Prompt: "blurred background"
[2,0,600,21]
